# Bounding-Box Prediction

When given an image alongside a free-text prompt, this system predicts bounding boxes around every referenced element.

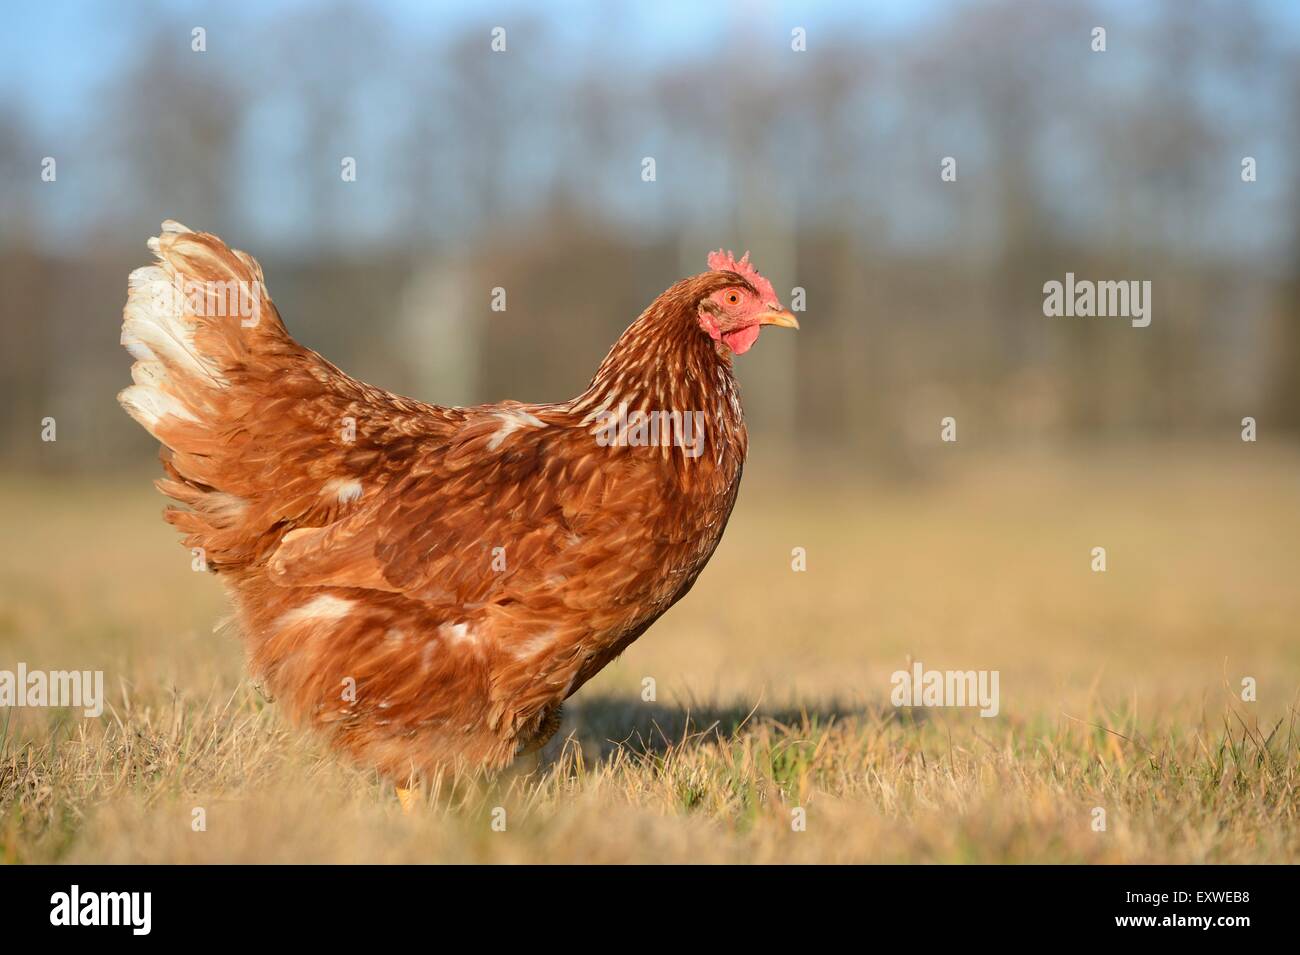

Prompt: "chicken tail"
[118,219,287,421]
[117,221,296,570]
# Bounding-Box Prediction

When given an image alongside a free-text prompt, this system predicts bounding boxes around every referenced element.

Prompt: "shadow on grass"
[562,694,931,759]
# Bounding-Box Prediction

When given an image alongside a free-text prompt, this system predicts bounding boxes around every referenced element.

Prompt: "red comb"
[707,249,777,303]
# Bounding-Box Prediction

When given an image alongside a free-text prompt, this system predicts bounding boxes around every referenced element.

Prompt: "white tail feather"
[121,265,225,385]
[119,222,240,444]
[130,360,168,389]
[118,383,199,433]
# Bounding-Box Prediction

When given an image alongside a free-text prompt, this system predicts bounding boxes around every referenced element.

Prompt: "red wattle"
[722,324,761,355]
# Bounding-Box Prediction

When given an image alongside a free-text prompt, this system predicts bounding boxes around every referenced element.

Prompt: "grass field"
[2,443,1298,863]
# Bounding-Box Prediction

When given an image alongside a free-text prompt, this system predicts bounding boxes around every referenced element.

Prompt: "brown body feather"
[119,223,753,780]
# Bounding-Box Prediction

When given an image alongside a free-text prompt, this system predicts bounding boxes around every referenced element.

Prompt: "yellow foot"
[396,786,417,814]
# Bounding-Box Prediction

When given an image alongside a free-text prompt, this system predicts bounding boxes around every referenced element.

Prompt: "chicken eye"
[724,291,741,306]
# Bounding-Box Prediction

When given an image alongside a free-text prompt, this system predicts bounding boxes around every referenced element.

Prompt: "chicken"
[118,222,798,782]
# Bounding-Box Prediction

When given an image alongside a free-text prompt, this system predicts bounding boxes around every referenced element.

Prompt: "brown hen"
[118,222,798,781]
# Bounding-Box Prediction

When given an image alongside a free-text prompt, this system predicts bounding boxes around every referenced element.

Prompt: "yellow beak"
[759,310,800,330]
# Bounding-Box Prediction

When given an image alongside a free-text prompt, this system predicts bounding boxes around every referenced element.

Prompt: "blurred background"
[2,0,1299,475]
[3,0,1300,863]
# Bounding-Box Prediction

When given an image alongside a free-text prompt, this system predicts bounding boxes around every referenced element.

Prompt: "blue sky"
[6,0,1298,140]
[3,0,1297,257]
[0,0,946,134]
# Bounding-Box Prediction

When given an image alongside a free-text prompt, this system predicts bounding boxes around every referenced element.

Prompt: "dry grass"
[2,443,1298,863]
